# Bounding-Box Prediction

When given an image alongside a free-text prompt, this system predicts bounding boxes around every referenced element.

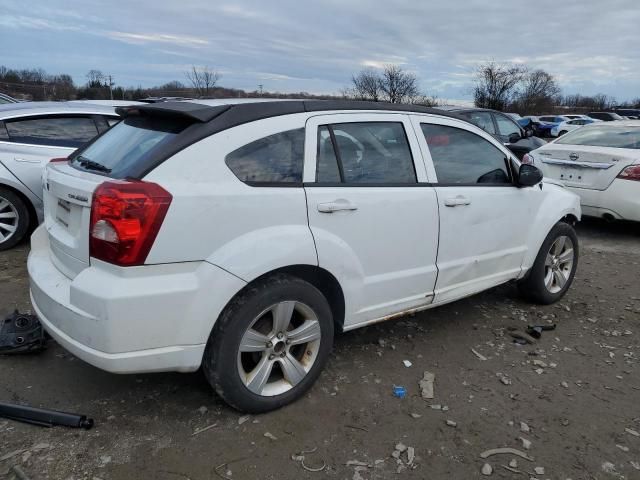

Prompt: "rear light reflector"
[89,180,172,266]
[522,153,534,165]
[617,165,640,182]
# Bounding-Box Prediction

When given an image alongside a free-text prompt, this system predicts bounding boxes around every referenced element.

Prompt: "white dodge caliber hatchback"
[28,100,581,412]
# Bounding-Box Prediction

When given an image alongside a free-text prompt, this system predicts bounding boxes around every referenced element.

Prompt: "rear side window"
[225,129,304,184]
[494,114,520,137]
[316,122,416,184]
[5,116,98,147]
[556,125,640,149]
[71,115,189,177]
[421,124,511,185]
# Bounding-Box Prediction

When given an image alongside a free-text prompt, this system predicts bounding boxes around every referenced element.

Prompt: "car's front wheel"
[519,222,579,304]
[203,274,334,413]
[0,187,30,251]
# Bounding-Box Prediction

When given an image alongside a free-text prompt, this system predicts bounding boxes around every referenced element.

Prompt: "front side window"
[226,128,304,184]
[555,125,640,149]
[316,122,416,184]
[494,114,521,137]
[5,116,98,147]
[421,123,512,185]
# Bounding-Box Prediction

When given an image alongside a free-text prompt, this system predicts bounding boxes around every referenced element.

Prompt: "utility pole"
[107,75,114,100]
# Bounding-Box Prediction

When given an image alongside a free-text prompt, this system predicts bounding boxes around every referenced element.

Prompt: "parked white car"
[527,120,640,222]
[550,118,599,137]
[0,102,120,249]
[28,100,581,412]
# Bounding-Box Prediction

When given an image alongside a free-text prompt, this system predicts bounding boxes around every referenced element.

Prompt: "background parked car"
[588,112,625,121]
[611,108,640,119]
[538,115,572,124]
[526,120,640,222]
[523,116,556,138]
[0,93,18,104]
[550,118,598,137]
[437,107,546,159]
[0,102,120,250]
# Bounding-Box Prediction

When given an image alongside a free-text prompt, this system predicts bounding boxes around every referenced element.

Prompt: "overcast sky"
[1,0,639,102]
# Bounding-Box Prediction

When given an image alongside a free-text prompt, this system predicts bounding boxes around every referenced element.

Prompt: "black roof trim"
[115,101,231,122]
[101,100,469,179]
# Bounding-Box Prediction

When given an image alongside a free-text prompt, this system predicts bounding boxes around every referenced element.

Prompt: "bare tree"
[185,66,221,97]
[350,68,383,101]
[379,65,419,103]
[412,94,440,107]
[515,69,561,114]
[86,70,104,88]
[473,61,526,110]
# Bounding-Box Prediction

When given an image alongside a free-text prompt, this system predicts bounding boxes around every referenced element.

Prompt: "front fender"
[521,183,581,272]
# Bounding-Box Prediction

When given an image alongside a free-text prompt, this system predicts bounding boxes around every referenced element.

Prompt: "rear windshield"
[70,116,190,177]
[555,125,640,149]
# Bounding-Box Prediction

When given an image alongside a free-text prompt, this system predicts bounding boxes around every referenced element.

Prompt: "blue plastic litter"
[393,386,407,398]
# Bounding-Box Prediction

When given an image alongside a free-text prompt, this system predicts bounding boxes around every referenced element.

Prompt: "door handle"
[317,200,358,213]
[444,195,471,207]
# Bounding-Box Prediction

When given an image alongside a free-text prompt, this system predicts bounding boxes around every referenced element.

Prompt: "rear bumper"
[569,179,640,222]
[28,225,246,374]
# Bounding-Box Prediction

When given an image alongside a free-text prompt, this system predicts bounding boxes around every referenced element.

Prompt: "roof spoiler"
[115,101,230,123]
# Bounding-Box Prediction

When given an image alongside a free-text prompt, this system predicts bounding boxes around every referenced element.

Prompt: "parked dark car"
[612,108,640,119]
[588,112,625,121]
[437,107,546,159]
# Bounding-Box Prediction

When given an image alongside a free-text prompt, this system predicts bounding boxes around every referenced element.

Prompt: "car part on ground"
[0,310,46,354]
[0,402,94,429]
[27,99,581,412]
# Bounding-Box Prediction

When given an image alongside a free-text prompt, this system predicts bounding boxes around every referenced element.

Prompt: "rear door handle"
[444,195,471,207]
[317,200,358,213]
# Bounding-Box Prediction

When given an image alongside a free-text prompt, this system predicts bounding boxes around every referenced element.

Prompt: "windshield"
[70,116,190,177]
[555,125,640,149]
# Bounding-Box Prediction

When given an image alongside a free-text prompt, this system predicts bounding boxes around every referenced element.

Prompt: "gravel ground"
[1,218,639,480]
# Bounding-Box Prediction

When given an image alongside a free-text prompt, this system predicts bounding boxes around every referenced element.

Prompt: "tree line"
[1,63,637,114]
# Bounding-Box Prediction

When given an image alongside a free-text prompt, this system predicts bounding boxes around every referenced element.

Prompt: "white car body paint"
[28,102,581,373]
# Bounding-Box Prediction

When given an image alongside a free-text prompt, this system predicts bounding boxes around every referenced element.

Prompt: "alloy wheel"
[237,301,322,397]
[0,196,19,244]
[544,235,574,294]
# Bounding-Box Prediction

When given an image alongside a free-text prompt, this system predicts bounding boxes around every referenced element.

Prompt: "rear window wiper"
[75,156,112,173]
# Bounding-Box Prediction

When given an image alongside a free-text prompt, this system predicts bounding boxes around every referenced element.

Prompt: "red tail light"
[50,157,68,163]
[617,165,640,182]
[89,180,172,266]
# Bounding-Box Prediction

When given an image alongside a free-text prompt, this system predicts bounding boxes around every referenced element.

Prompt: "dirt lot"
[1,218,639,480]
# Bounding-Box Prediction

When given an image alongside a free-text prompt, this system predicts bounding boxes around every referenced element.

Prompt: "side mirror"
[518,164,543,187]
[508,132,522,144]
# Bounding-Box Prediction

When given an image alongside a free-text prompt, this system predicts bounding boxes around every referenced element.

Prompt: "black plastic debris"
[0,402,94,429]
[0,310,46,354]
[526,324,557,339]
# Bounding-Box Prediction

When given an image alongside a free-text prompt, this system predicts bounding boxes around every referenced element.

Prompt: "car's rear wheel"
[519,222,579,304]
[0,187,30,251]
[203,273,334,412]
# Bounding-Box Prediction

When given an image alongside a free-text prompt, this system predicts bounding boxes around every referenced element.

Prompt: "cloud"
[1,0,639,99]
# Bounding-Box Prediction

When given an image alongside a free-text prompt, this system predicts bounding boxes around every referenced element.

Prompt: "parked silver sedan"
[0,102,120,249]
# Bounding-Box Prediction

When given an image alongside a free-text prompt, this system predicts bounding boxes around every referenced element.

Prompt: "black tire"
[518,222,579,304]
[0,187,30,251]
[559,130,568,136]
[202,273,334,413]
